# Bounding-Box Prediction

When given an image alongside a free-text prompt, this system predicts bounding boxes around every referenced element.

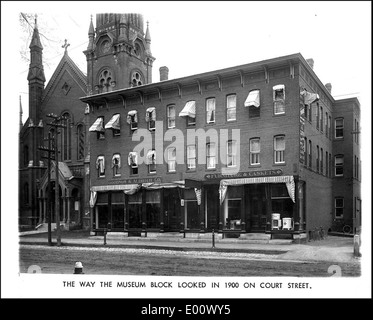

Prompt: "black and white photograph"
[1,1,371,301]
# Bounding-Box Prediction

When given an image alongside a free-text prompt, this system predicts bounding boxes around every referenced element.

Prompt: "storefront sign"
[107,177,162,185]
[205,169,283,180]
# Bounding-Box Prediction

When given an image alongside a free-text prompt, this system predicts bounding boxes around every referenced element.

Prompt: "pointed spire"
[145,20,151,42]
[87,14,95,51]
[29,14,43,49]
[145,21,152,55]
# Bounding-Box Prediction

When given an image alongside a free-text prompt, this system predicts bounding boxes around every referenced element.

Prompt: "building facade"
[19,13,361,239]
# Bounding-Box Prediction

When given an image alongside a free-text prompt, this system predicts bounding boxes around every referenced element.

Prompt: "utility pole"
[39,131,55,245]
[46,113,66,246]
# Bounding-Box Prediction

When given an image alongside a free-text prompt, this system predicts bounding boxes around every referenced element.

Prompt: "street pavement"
[18,229,361,264]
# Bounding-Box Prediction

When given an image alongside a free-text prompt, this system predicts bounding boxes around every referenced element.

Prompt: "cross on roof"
[62,39,70,53]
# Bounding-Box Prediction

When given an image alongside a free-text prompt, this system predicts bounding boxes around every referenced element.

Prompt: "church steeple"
[27,14,45,122]
[87,14,95,51]
[145,21,152,55]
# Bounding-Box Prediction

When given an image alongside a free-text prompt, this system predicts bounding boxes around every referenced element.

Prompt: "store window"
[271,184,293,219]
[224,186,242,229]
[146,190,161,229]
[111,192,124,229]
[128,191,142,228]
[184,188,199,229]
[96,192,109,228]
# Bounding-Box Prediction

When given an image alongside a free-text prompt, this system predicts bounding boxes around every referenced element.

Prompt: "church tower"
[27,15,46,121]
[84,13,156,95]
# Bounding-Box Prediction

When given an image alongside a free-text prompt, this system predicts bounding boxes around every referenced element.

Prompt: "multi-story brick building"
[19,13,361,240]
[80,14,361,239]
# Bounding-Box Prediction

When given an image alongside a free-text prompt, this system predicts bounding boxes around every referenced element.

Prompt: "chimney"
[159,66,169,81]
[306,58,314,69]
[325,83,332,94]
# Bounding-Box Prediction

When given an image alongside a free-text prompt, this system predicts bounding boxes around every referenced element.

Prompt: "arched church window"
[62,112,72,161]
[24,145,29,167]
[77,124,85,161]
[131,71,143,87]
[98,69,114,93]
[133,42,142,58]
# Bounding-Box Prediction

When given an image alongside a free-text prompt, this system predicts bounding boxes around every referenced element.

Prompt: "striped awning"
[300,89,320,105]
[89,117,104,132]
[105,114,120,130]
[127,110,138,124]
[179,101,196,118]
[244,90,260,108]
[90,184,141,194]
[145,107,156,122]
[219,175,295,204]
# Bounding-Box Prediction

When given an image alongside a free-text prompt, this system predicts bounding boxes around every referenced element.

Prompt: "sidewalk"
[19,230,360,264]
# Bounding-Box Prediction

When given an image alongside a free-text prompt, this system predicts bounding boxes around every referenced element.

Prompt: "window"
[187,145,196,170]
[316,103,320,130]
[62,112,72,160]
[320,147,323,174]
[131,71,143,87]
[335,155,344,176]
[77,124,85,160]
[206,143,216,169]
[326,151,329,176]
[320,106,323,133]
[304,137,308,166]
[127,111,138,131]
[146,107,156,131]
[355,121,360,145]
[105,114,120,136]
[167,105,176,128]
[227,140,237,167]
[128,152,138,175]
[147,150,156,174]
[335,197,344,218]
[354,155,357,178]
[329,153,332,178]
[274,135,285,164]
[328,115,332,139]
[325,112,329,137]
[98,69,114,93]
[226,94,236,121]
[308,140,312,168]
[112,154,121,177]
[335,118,344,138]
[309,103,312,122]
[354,119,357,143]
[96,155,105,177]
[249,138,260,165]
[179,101,196,126]
[304,103,308,119]
[316,145,320,173]
[167,147,176,172]
[206,98,215,124]
[273,85,285,115]
[245,89,260,118]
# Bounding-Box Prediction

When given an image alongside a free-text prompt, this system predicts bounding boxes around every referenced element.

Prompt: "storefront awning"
[90,184,141,194]
[105,114,120,130]
[179,101,196,118]
[142,181,185,190]
[244,90,260,108]
[89,117,104,132]
[300,89,320,105]
[219,175,295,204]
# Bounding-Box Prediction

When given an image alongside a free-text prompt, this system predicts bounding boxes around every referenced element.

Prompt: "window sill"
[273,163,286,166]
[249,164,261,167]
[167,171,177,174]
[206,168,216,171]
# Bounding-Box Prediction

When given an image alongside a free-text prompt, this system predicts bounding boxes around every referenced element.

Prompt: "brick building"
[80,14,361,239]
[19,13,361,239]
